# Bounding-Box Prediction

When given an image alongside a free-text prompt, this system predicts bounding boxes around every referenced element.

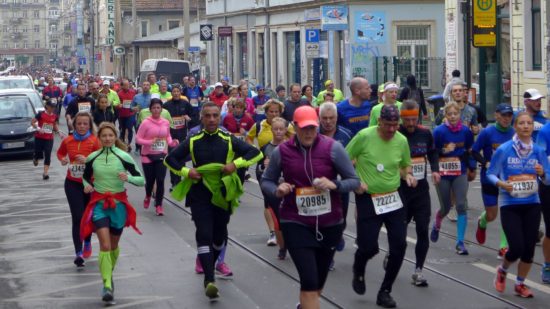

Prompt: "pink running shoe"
[195,256,204,274]
[215,262,233,279]
[143,196,151,209]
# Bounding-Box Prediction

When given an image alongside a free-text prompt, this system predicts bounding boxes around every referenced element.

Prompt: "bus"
[138,59,191,85]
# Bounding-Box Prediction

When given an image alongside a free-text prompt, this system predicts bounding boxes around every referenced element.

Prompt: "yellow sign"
[473,33,496,47]
[473,0,496,27]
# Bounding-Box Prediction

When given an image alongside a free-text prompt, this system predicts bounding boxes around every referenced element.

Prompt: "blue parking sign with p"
[306,29,320,43]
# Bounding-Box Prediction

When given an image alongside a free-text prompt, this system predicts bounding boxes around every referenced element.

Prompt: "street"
[1,135,550,309]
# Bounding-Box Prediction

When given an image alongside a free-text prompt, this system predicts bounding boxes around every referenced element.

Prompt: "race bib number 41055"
[439,157,461,176]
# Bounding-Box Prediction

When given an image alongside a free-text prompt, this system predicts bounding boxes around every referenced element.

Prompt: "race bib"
[42,123,54,134]
[255,105,265,115]
[122,100,132,109]
[296,187,331,216]
[439,157,461,176]
[190,98,199,107]
[151,138,167,152]
[372,191,403,215]
[411,157,426,180]
[509,174,538,198]
[172,116,186,129]
[78,102,91,112]
[69,163,85,178]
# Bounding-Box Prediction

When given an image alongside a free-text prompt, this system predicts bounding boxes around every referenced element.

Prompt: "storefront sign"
[304,8,321,21]
[353,11,386,43]
[218,26,233,37]
[321,5,348,31]
[106,0,115,45]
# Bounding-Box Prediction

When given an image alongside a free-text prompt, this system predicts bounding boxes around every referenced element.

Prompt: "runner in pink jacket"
[136,98,179,216]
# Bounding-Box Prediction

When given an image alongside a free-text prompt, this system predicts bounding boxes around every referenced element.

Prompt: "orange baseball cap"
[293,106,319,128]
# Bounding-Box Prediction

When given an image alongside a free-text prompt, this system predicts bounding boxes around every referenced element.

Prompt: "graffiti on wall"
[351,43,380,81]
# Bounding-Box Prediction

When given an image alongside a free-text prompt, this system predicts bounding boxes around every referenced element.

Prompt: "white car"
[0,88,45,113]
[0,75,35,91]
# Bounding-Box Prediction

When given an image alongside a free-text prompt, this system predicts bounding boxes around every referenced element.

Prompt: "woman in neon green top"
[81,122,144,305]
[369,82,402,127]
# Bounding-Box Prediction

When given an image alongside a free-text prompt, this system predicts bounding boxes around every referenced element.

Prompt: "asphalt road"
[1,126,550,308]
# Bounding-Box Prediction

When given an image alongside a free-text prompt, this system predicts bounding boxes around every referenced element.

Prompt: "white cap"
[215,82,223,88]
[524,88,544,100]
[151,93,161,100]
[102,80,110,86]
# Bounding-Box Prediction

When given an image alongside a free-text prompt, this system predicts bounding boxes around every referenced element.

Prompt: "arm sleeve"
[260,147,282,198]
[487,147,504,186]
[536,129,548,151]
[123,154,145,186]
[330,142,360,193]
[164,137,192,178]
[83,158,94,188]
[231,135,264,168]
[57,139,67,161]
[426,132,439,172]
[538,149,550,185]
[135,121,153,146]
[398,88,408,102]
[471,130,487,165]
[419,89,427,115]
[345,133,364,160]
[400,140,412,168]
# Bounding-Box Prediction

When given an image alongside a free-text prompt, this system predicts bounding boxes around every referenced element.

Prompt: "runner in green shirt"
[369,82,402,127]
[346,104,416,308]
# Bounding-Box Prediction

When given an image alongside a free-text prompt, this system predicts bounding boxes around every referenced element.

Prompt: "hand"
[184,115,192,121]
[38,128,45,134]
[485,162,490,169]
[83,185,94,193]
[118,172,128,182]
[535,164,544,177]
[467,169,477,182]
[405,174,417,188]
[263,158,270,167]
[432,172,441,185]
[188,168,202,180]
[239,127,246,135]
[58,131,67,139]
[423,114,429,120]
[75,154,86,164]
[444,143,456,154]
[132,106,139,112]
[171,139,180,147]
[276,182,294,198]
[313,177,337,191]
[354,182,368,195]
[60,157,69,166]
[221,162,237,175]
[498,181,513,193]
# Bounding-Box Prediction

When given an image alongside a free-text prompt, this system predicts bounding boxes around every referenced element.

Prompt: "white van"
[138,59,191,85]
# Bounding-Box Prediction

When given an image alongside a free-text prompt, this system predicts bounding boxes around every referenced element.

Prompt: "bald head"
[349,77,371,101]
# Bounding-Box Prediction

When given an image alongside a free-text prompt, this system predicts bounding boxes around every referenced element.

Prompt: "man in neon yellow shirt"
[346,104,416,308]
[147,72,160,94]
[159,81,172,103]
[100,80,120,112]
[317,80,345,104]
[369,82,402,127]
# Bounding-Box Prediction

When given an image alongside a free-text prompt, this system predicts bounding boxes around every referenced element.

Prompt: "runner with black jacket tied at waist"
[164,102,263,300]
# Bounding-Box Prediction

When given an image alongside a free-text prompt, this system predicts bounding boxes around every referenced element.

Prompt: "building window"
[141,20,149,37]
[395,24,431,87]
[34,40,40,48]
[22,11,27,18]
[34,25,39,33]
[50,24,57,32]
[2,41,8,49]
[531,0,541,70]
[48,9,59,18]
[22,26,27,32]
[1,26,7,33]
[168,20,180,30]
[238,32,248,79]
[33,11,39,18]
[49,42,57,49]
[23,41,28,48]
[14,42,18,49]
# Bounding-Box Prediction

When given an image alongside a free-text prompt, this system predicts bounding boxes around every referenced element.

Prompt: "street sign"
[305,29,320,43]
[78,57,86,65]
[188,46,200,52]
[95,53,101,61]
[306,42,320,58]
[472,0,496,47]
[113,46,125,55]
[218,26,233,37]
[200,24,213,41]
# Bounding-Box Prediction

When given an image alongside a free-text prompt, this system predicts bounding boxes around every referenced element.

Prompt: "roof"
[133,26,183,44]
[135,0,182,10]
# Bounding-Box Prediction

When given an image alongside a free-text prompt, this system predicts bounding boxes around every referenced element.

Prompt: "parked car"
[0,88,45,113]
[0,94,36,157]
[0,75,35,91]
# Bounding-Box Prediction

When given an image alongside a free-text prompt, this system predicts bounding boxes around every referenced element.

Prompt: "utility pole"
[90,0,95,76]
[132,0,138,79]
[183,0,190,61]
